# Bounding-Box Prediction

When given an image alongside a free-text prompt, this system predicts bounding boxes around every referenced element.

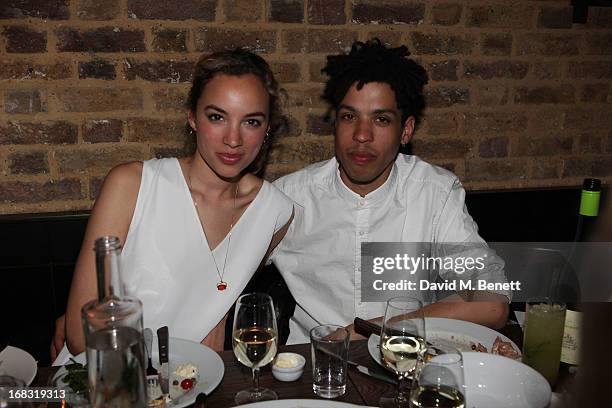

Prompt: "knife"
[354,317,383,338]
[347,359,398,385]
[157,326,169,394]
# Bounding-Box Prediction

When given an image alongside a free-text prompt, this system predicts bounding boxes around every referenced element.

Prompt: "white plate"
[367,317,521,365]
[0,345,37,385]
[463,352,551,408]
[53,337,224,408]
[239,400,376,407]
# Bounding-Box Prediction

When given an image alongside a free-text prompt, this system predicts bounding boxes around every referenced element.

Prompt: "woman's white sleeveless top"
[121,157,293,342]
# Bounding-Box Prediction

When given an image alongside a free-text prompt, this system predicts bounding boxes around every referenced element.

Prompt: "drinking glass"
[379,297,426,408]
[310,325,350,398]
[0,375,33,408]
[409,346,466,408]
[232,293,278,404]
[522,297,566,385]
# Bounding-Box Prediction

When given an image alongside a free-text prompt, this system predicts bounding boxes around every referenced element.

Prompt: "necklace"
[188,173,238,291]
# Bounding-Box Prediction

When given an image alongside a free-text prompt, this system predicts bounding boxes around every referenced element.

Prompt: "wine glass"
[409,346,466,408]
[232,293,278,404]
[379,296,426,408]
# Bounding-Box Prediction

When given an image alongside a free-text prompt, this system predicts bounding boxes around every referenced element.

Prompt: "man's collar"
[333,157,397,205]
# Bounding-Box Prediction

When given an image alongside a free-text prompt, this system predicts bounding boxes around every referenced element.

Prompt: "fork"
[144,328,158,376]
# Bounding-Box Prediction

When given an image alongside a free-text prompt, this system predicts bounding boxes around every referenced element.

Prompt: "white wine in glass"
[232,293,278,404]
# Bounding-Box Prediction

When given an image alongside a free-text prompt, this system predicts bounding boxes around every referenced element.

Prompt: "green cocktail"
[522,300,566,385]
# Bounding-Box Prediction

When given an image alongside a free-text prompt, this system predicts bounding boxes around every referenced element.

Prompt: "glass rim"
[385,296,424,310]
[309,324,349,342]
[236,292,273,307]
[425,345,463,366]
[526,296,566,309]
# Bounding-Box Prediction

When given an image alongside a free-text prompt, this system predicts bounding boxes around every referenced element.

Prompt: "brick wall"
[1,0,611,215]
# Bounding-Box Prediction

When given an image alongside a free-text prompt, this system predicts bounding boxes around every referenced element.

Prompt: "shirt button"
[359,231,366,236]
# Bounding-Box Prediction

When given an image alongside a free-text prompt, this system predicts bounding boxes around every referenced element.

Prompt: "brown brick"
[284,115,302,137]
[152,144,196,159]
[0,179,83,204]
[55,88,143,112]
[4,90,46,114]
[527,110,564,134]
[429,60,458,81]
[425,86,469,108]
[463,61,528,80]
[79,59,116,80]
[422,113,458,136]
[8,151,49,174]
[282,29,357,54]
[152,28,187,53]
[581,84,609,103]
[479,136,508,158]
[578,133,603,154]
[269,0,303,23]
[532,159,560,179]
[366,30,403,47]
[0,61,71,80]
[56,27,145,53]
[153,87,188,111]
[127,118,186,142]
[563,157,612,178]
[128,0,216,20]
[463,112,526,135]
[3,26,47,53]
[309,60,327,82]
[77,0,120,20]
[0,0,69,19]
[224,0,263,22]
[308,0,345,24]
[0,121,77,145]
[195,28,276,53]
[124,59,194,83]
[83,119,123,143]
[537,6,572,28]
[473,84,508,106]
[56,146,149,173]
[584,33,612,55]
[465,159,527,182]
[516,135,573,156]
[517,34,579,56]
[481,33,512,56]
[431,3,462,26]
[531,62,562,80]
[89,176,105,200]
[412,138,471,159]
[564,109,611,131]
[587,6,612,28]
[568,62,612,80]
[268,140,334,164]
[410,32,474,56]
[271,62,301,83]
[306,114,333,136]
[514,86,575,105]
[352,1,425,24]
[467,5,534,29]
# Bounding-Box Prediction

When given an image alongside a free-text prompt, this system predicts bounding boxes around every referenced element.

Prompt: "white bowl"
[463,352,551,408]
[272,352,305,382]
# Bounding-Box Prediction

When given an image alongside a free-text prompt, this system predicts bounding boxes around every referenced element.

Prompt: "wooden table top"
[31,323,534,407]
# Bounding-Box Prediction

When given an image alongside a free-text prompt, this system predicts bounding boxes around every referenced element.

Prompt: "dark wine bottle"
[560,178,601,366]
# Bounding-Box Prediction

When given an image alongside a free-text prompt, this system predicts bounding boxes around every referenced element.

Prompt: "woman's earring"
[263,131,271,144]
[189,128,196,137]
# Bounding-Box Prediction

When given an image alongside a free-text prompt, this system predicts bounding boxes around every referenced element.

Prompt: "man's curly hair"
[321,39,428,125]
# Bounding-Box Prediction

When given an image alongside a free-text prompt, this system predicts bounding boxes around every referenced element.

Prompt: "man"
[271,39,509,344]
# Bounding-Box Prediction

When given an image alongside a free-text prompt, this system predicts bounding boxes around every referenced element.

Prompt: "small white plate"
[368,317,520,366]
[53,337,224,408]
[239,400,376,407]
[0,345,37,385]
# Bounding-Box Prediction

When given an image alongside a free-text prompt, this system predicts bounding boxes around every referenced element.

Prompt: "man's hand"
[50,314,66,362]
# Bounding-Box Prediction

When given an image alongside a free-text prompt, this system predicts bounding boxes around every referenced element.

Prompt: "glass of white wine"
[379,296,426,408]
[232,292,278,404]
[409,346,466,408]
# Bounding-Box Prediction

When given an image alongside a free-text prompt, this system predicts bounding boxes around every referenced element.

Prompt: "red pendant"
[216,281,228,291]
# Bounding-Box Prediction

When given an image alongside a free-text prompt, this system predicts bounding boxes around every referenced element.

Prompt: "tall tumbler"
[81,236,147,407]
[310,325,350,399]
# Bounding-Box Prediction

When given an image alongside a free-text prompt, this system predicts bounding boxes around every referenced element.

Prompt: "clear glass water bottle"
[81,236,147,407]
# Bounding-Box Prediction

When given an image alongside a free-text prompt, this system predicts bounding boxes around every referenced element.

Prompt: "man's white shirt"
[271,154,508,344]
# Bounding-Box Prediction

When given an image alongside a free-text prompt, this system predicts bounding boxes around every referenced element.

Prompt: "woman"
[52,49,293,359]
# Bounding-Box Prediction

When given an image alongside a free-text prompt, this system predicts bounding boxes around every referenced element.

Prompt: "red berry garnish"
[180,378,193,390]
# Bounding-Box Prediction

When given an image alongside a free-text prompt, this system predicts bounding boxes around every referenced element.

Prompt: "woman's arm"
[64,162,142,355]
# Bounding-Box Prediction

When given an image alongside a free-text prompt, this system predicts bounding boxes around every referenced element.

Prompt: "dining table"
[30,323,552,407]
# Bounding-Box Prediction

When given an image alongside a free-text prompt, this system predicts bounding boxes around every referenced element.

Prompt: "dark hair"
[186,48,285,174]
[321,39,428,125]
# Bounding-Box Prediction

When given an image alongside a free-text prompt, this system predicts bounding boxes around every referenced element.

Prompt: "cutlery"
[347,359,398,385]
[144,328,157,376]
[354,317,383,338]
[194,392,208,408]
[157,326,169,394]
